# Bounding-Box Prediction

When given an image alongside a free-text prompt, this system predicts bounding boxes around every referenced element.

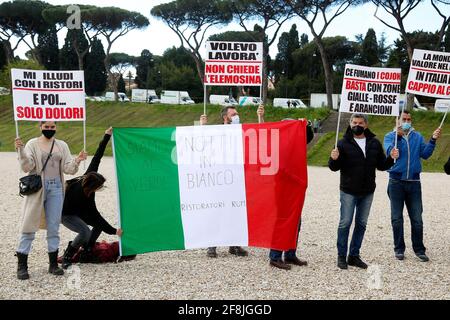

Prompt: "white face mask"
[230,115,240,124]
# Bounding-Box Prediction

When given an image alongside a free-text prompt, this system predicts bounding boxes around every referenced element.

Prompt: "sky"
[2,0,449,76]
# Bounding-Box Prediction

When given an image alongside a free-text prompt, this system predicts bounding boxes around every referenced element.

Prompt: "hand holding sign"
[432,128,442,140]
[331,148,340,160]
[257,105,264,123]
[76,150,88,164]
[15,137,24,150]
[390,148,399,160]
[200,114,208,125]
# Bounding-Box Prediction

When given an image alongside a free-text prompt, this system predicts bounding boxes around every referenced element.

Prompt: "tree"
[108,52,135,92]
[37,25,59,70]
[387,31,441,89]
[0,0,52,64]
[287,0,366,109]
[43,5,100,70]
[274,24,300,82]
[431,0,450,51]
[60,31,79,70]
[371,0,425,110]
[85,37,107,96]
[152,0,232,87]
[117,74,126,94]
[357,28,380,66]
[230,0,294,103]
[276,35,357,100]
[135,49,154,89]
[92,7,149,101]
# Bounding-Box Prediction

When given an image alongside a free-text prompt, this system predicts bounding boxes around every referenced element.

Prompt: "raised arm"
[85,128,112,174]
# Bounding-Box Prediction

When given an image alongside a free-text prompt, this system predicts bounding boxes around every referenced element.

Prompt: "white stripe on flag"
[176,124,248,249]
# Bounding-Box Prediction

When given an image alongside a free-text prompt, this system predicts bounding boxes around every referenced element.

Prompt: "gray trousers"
[62,215,103,249]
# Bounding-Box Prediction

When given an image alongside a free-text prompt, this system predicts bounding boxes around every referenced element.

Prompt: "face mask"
[42,130,56,139]
[401,122,411,131]
[230,115,240,125]
[351,125,365,136]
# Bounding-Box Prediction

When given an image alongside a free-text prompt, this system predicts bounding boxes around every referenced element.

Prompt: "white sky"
[3,0,449,76]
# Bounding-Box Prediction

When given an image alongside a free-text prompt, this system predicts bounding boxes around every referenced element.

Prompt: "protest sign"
[204,41,263,86]
[340,64,401,116]
[11,69,85,122]
[406,49,450,98]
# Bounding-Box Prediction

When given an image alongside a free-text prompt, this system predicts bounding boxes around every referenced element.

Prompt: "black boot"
[62,242,78,270]
[347,255,368,269]
[337,256,348,269]
[16,252,30,280]
[48,250,64,276]
[79,246,99,263]
[229,246,248,257]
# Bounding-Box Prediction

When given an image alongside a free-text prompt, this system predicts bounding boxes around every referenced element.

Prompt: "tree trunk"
[192,51,204,84]
[78,54,84,71]
[315,38,334,109]
[2,40,14,63]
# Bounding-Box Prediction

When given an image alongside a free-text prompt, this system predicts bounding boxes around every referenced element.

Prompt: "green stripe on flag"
[113,127,185,255]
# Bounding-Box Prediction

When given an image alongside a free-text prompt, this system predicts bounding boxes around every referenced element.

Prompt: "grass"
[307,111,450,172]
[0,95,329,157]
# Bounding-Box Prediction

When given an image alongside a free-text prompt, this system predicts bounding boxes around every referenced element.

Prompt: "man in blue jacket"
[384,110,442,262]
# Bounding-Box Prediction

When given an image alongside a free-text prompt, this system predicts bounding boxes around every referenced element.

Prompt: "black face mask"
[351,125,365,136]
[42,130,56,139]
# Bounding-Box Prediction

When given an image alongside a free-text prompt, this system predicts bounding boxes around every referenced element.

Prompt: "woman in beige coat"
[15,121,87,280]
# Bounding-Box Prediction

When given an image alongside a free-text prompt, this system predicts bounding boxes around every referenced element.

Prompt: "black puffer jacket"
[328,126,394,196]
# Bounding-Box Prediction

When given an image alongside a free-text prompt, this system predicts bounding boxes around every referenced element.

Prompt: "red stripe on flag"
[242,120,308,251]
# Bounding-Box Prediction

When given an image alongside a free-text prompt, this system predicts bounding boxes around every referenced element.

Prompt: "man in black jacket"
[329,113,398,270]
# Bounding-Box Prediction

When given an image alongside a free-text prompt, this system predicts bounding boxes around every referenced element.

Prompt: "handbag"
[19,140,55,197]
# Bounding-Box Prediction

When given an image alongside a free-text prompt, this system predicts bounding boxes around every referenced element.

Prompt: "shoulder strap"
[41,140,55,174]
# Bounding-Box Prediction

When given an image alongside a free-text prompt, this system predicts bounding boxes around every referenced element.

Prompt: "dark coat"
[328,126,394,196]
[62,134,116,235]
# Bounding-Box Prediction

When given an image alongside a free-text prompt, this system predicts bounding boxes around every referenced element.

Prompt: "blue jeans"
[269,219,302,261]
[337,191,374,257]
[387,179,425,255]
[17,178,63,254]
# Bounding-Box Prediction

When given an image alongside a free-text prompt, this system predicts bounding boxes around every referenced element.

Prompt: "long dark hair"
[81,172,106,197]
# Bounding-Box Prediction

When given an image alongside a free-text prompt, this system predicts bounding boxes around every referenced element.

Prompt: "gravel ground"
[0,152,448,300]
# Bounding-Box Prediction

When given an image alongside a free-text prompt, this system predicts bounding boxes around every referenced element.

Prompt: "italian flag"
[113,120,308,256]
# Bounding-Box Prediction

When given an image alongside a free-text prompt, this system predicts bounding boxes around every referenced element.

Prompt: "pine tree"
[117,74,126,93]
[135,49,154,89]
[85,38,107,96]
[60,29,88,70]
[275,24,300,80]
[60,32,78,70]
[37,25,60,70]
[359,29,379,66]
